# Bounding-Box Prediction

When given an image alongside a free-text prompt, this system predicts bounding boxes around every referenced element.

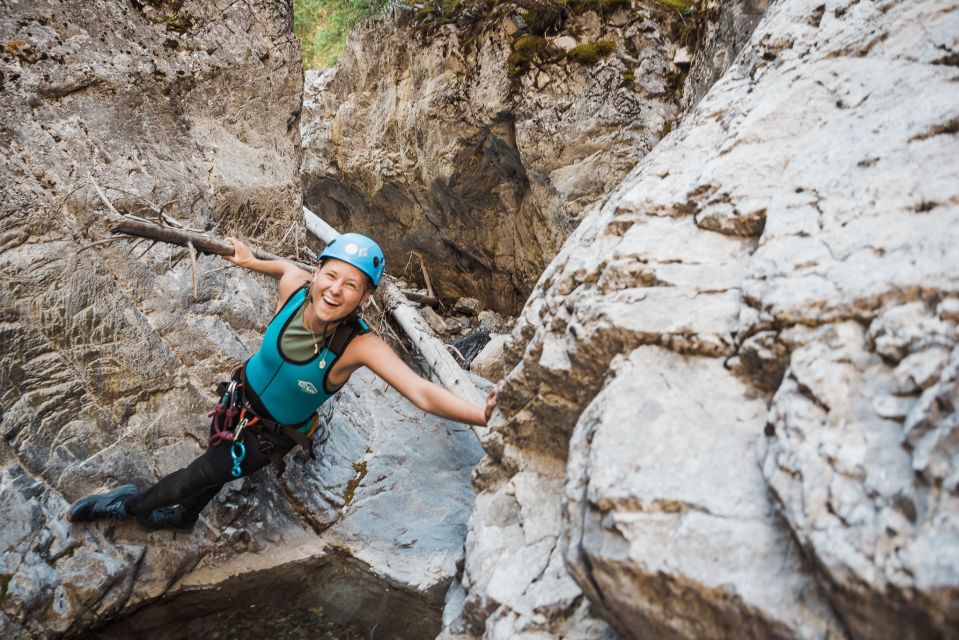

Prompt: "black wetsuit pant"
[124,424,296,521]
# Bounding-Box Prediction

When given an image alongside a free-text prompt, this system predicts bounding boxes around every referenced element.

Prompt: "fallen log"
[402,290,439,307]
[110,218,311,269]
[302,207,490,436]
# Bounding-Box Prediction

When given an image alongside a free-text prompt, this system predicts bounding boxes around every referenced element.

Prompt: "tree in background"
[295,0,392,68]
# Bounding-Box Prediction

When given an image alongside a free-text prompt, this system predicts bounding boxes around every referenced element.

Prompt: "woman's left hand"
[484,380,503,424]
[223,236,255,269]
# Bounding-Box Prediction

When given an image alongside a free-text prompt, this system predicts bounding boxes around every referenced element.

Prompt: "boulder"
[454,297,484,317]
[565,348,841,638]
[447,0,959,637]
[422,305,451,335]
[469,334,512,382]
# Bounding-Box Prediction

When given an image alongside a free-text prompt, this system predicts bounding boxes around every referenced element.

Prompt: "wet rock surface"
[447,0,959,637]
[91,551,433,640]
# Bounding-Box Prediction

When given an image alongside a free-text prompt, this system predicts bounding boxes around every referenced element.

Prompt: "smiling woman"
[66,232,499,532]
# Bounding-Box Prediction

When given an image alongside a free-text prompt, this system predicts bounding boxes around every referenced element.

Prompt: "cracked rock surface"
[0,1,482,637]
[445,0,959,637]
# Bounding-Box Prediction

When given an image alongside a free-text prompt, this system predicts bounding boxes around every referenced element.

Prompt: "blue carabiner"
[230,438,246,478]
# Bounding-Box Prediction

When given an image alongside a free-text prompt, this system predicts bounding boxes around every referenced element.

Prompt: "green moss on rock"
[567,39,616,65]
[653,0,696,13]
[508,34,553,77]
[566,0,632,16]
[341,459,368,507]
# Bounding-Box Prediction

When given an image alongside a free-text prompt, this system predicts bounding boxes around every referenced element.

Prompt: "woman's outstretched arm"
[223,237,311,312]
[346,333,498,426]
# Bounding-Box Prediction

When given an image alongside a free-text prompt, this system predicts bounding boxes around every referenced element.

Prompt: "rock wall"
[301,1,743,314]
[0,1,483,637]
[448,0,959,637]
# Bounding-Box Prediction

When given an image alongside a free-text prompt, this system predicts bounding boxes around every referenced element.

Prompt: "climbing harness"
[208,378,240,447]
[207,371,259,477]
[205,365,315,477]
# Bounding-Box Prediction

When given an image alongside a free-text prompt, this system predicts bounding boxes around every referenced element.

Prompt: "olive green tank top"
[280,302,329,361]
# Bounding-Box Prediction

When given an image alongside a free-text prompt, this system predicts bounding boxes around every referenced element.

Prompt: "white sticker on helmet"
[345,243,359,255]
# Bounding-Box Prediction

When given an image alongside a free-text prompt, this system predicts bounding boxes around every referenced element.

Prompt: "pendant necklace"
[306,296,336,369]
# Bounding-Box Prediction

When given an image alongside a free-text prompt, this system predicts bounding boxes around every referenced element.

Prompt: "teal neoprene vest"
[244,286,369,428]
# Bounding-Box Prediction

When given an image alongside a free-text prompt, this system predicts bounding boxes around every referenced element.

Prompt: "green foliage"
[507,34,551,76]
[414,0,462,28]
[621,67,635,85]
[295,0,391,68]
[514,34,548,54]
[566,39,616,65]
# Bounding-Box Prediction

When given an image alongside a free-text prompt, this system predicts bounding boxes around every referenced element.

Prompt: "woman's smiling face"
[308,258,371,324]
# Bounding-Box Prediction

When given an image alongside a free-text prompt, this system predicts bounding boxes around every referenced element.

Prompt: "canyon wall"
[445,0,959,637]
[0,1,480,637]
[301,0,766,314]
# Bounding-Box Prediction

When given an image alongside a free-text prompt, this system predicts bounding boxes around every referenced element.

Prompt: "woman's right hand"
[484,380,503,424]
[223,237,255,269]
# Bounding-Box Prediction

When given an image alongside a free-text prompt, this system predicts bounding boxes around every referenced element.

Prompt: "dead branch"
[110,218,313,270]
[113,218,234,255]
[402,290,438,307]
[88,173,124,218]
[446,343,466,363]
[135,240,157,259]
[187,241,198,300]
[416,251,435,299]
[77,236,128,254]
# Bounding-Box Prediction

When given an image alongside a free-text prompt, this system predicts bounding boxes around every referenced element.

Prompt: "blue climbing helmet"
[319,232,386,287]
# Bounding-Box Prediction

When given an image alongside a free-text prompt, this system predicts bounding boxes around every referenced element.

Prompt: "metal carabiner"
[230,419,248,478]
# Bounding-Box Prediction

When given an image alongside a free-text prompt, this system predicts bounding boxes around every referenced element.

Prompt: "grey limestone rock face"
[681,0,771,111]
[279,368,485,600]
[0,3,305,634]
[762,318,959,638]
[447,0,959,637]
[0,465,143,638]
[0,1,484,637]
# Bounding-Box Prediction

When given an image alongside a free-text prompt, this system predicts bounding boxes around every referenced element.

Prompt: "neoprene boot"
[66,484,138,522]
[136,505,198,532]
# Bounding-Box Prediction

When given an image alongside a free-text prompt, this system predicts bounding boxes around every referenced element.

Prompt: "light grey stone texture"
[448,0,959,638]
[0,1,485,637]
